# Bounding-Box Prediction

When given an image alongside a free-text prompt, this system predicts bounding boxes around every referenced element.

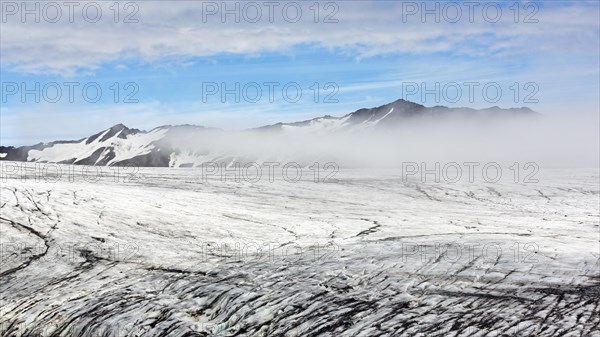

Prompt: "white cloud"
[0,1,598,76]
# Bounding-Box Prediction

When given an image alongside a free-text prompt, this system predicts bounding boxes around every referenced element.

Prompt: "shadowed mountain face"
[0,99,536,167]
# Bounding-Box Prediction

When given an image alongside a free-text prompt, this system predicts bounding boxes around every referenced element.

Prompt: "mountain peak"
[84,123,139,145]
[110,123,128,130]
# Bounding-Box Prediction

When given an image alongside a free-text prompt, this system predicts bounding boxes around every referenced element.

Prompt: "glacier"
[1,164,598,336]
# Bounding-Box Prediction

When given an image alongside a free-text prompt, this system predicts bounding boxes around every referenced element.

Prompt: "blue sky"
[1,0,599,145]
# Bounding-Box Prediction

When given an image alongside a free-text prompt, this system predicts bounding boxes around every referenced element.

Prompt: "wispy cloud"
[1,1,597,76]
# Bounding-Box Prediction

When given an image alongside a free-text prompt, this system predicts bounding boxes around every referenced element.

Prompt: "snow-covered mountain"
[257,99,534,132]
[0,99,535,167]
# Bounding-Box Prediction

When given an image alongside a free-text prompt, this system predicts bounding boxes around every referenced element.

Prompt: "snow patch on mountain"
[27,127,168,165]
[106,128,168,164]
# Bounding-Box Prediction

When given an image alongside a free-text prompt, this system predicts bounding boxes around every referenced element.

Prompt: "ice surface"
[0,164,598,336]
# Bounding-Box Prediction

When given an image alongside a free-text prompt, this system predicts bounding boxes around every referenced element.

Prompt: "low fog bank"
[168,113,599,169]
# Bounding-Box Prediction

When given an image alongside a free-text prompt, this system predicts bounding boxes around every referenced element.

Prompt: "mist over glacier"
[156,112,599,168]
[3,100,598,169]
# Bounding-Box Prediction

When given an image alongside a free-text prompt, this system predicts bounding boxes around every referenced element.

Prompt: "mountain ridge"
[0,99,536,167]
